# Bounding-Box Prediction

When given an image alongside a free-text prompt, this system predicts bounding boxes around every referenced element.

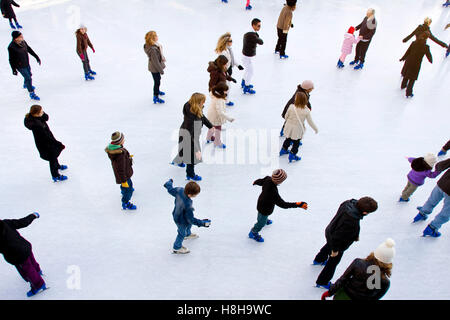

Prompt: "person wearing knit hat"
[399,154,441,202]
[275,0,296,59]
[249,169,308,242]
[105,132,137,210]
[322,238,394,300]
[1,0,23,29]
[8,30,41,100]
[76,24,96,81]
[337,26,363,68]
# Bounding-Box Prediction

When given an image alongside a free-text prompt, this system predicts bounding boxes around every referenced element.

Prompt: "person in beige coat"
[275,0,296,59]
[280,91,318,162]
[144,31,166,104]
[206,82,235,148]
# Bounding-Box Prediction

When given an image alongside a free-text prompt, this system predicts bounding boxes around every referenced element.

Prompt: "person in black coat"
[403,17,448,49]
[1,0,22,29]
[24,105,68,182]
[399,32,432,98]
[0,212,47,297]
[172,93,213,181]
[350,8,377,69]
[241,18,263,93]
[8,31,41,100]
[313,197,378,289]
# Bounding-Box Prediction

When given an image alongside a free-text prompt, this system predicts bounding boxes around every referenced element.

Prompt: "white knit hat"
[374,238,396,264]
[424,153,437,168]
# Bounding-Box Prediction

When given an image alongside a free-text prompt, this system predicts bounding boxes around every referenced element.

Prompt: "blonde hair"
[215,32,231,54]
[424,17,432,25]
[145,31,157,47]
[188,93,206,118]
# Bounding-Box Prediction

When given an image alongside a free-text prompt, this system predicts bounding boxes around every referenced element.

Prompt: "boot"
[85,73,95,80]
[423,225,441,237]
[288,152,301,163]
[173,246,190,254]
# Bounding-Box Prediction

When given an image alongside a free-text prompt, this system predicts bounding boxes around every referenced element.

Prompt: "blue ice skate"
[52,175,67,182]
[122,202,137,210]
[413,212,427,223]
[249,231,264,242]
[153,96,165,104]
[423,225,441,237]
[279,148,289,156]
[27,283,47,297]
[288,152,301,163]
[187,175,202,181]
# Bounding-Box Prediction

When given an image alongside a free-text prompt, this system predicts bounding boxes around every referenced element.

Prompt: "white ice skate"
[173,246,190,254]
[184,233,199,240]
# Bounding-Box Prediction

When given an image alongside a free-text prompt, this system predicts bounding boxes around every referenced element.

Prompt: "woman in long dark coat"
[1,0,22,29]
[172,93,213,181]
[400,32,432,98]
[24,105,68,182]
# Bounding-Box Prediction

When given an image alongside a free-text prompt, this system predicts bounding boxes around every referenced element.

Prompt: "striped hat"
[111,131,124,145]
[272,169,287,184]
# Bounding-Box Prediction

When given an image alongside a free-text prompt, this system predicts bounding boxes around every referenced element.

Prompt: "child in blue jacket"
[164,179,211,254]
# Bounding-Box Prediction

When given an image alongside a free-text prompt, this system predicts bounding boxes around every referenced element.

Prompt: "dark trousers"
[120,179,134,204]
[49,157,61,178]
[354,40,371,63]
[275,28,288,56]
[401,77,415,96]
[151,72,161,96]
[282,138,300,155]
[15,251,45,291]
[186,164,195,178]
[9,17,18,24]
[18,67,33,93]
[79,51,91,74]
[314,242,344,285]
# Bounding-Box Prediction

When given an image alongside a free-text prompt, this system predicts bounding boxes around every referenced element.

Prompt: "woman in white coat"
[206,82,235,148]
[215,32,244,106]
[280,91,318,162]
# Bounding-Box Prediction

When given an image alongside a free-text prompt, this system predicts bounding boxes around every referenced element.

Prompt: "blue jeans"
[174,224,192,250]
[418,185,450,230]
[18,67,33,93]
[120,179,134,204]
[251,213,268,233]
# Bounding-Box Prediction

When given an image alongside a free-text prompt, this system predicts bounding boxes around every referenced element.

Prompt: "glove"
[231,77,237,83]
[296,202,308,209]
[291,23,294,28]
[13,70,18,76]
[438,150,447,156]
[121,181,129,188]
[402,39,407,43]
[37,58,41,65]
[238,65,244,70]
[321,291,330,300]
[32,212,40,218]
[202,219,211,227]
[92,48,95,53]
[80,53,85,61]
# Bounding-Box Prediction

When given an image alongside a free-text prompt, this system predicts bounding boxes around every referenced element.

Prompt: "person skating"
[207,55,236,93]
[349,8,377,70]
[413,158,450,237]
[275,0,296,59]
[399,32,432,98]
[75,25,96,81]
[1,0,21,29]
[0,212,47,297]
[220,0,252,10]
[8,31,41,100]
[399,153,441,202]
[280,80,314,137]
[322,238,395,300]
[444,0,450,7]
[144,31,166,104]
[171,93,213,181]
[313,197,378,289]
[438,140,450,157]
[279,92,318,163]
[403,17,448,50]
[249,169,308,242]
[24,105,67,182]
[241,18,263,94]
[164,179,211,254]
[445,23,450,58]
[105,132,137,210]
[215,32,244,106]
[337,27,362,68]
[206,82,235,148]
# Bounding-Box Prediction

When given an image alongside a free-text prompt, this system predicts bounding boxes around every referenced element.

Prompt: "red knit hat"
[348,26,355,34]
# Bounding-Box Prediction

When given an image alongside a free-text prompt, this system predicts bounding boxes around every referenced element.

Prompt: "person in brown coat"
[105,132,136,210]
[207,55,236,92]
[275,0,296,59]
[403,17,448,49]
[75,24,96,80]
[144,30,166,104]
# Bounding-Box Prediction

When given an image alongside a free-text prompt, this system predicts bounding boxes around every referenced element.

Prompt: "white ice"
[0,0,449,299]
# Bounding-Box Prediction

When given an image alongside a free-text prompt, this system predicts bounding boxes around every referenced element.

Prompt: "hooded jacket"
[407,157,440,186]
[282,85,312,118]
[436,158,450,195]
[207,61,233,91]
[75,30,94,55]
[105,146,134,184]
[144,43,166,74]
[400,39,432,81]
[1,0,19,19]
[341,33,361,55]
[403,24,448,48]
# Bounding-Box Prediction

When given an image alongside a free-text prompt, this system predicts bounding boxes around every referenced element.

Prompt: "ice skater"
[220,0,252,10]
[438,140,450,157]
[144,30,166,104]
[313,197,378,289]
[249,169,308,242]
[241,18,263,94]
[0,212,47,297]
[279,92,318,163]
[75,25,96,81]
[275,0,296,59]
[105,132,137,210]
[399,153,441,202]
[171,93,213,181]
[399,32,432,98]
[24,105,68,182]
[164,179,211,254]
[349,8,377,70]
[1,0,21,29]
[8,31,41,100]
[403,17,448,50]
[206,82,235,148]
[337,27,362,68]
[413,158,450,237]
[321,238,395,300]
[445,23,450,58]
[207,55,236,94]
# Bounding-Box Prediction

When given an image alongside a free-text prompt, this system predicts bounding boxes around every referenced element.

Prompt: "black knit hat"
[286,0,297,6]
[12,31,22,40]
